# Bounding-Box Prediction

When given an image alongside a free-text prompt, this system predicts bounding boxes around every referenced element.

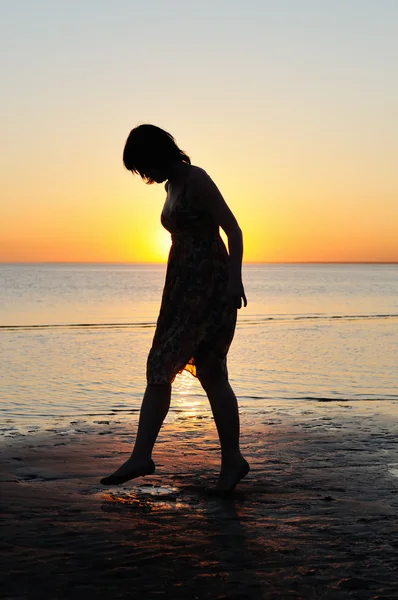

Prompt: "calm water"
[1,263,397,435]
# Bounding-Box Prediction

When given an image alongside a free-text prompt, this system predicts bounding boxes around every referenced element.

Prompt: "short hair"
[123,124,191,183]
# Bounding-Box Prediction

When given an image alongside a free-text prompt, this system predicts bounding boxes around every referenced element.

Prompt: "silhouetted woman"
[100,124,249,492]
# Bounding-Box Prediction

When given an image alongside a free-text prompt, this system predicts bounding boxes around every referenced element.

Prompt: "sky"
[1,0,397,263]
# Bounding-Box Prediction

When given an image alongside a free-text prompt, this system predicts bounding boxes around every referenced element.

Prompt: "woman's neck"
[167,161,190,184]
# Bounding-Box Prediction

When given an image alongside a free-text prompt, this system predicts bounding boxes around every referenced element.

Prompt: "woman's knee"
[145,382,172,395]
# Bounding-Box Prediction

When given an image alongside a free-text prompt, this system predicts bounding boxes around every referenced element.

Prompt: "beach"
[2,401,398,599]
[2,263,398,598]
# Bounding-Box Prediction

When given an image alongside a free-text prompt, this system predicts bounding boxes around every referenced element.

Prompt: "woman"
[100,124,249,492]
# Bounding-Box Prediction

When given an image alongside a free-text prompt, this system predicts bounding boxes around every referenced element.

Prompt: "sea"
[1,263,397,437]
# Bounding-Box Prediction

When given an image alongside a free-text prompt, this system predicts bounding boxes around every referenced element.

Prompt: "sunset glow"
[1,1,397,263]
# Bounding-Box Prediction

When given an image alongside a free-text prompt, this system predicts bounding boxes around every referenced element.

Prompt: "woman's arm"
[190,166,247,309]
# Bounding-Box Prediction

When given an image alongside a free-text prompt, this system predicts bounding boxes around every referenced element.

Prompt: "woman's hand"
[226,276,247,309]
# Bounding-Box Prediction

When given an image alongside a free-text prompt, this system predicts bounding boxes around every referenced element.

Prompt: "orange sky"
[1,2,398,263]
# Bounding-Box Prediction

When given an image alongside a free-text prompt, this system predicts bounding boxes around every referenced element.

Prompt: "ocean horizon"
[1,262,397,437]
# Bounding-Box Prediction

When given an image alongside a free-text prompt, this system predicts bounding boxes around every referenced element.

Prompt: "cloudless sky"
[1,0,397,262]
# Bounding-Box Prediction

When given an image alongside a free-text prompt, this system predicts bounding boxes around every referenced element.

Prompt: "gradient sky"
[1,0,397,262]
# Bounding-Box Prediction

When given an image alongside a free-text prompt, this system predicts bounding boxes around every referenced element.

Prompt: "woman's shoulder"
[186,165,222,212]
[186,165,216,192]
[188,164,221,193]
[188,164,211,180]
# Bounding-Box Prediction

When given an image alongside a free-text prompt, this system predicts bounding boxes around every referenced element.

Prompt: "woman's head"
[123,124,191,183]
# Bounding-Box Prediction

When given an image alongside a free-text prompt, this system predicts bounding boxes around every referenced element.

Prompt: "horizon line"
[1,261,397,265]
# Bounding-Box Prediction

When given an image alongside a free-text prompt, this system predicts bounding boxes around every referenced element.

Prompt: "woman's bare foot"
[213,456,250,493]
[100,457,155,486]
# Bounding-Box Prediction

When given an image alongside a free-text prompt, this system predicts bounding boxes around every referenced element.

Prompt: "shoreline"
[1,410,398,598]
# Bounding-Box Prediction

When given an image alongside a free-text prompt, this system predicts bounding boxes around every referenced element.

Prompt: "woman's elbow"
[227,225,242,240]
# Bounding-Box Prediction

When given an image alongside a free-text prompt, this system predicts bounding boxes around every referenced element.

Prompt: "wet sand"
[1,405,398,599]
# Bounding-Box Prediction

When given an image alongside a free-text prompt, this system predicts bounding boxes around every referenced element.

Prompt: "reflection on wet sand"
[1,405,398,598]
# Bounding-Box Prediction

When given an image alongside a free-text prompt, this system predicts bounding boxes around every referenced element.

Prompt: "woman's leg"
[100,382,171,485]
[131,382,171,461]
[199,372,249,491]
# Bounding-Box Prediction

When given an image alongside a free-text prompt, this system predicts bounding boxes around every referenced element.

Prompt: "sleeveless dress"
[146,170,237,384]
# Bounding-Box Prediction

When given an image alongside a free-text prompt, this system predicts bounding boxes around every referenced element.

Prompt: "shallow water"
[1,263,397,435]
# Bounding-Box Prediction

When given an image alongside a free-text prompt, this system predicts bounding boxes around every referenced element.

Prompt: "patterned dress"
[146,170,237,384]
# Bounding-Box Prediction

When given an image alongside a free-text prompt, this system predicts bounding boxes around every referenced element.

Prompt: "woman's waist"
[169,233,229,263]
[171,228,223,246]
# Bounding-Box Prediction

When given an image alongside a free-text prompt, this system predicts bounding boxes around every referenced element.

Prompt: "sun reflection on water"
[100,485,193,514]
[173,370,205,418]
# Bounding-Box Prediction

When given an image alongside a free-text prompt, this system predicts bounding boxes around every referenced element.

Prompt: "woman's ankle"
[221,450,244,466]
[129,452,153,465]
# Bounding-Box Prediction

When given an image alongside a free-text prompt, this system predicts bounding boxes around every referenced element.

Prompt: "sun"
[153,229,171,262]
